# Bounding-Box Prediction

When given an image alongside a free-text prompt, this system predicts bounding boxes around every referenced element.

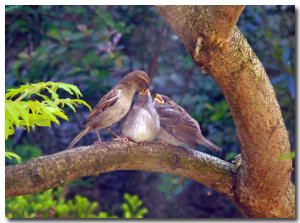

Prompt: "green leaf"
[90,69,99,77]
[18,52,30,60]
[278,151,295,160]
[72,99,91,111]
[210,112,223,122]
[63,99,76,112]
[5,82,89,140]
[53,110,68,121]
[57,83,76,97]
[5,151,21,163]
[204,103,214,111]
[47,28,61,41]
[5,101,20,126]
[31,115,52,127]
[36,93,50,101]
[48,85,59,100]
[5,118,14,139]
[17,102,30,128]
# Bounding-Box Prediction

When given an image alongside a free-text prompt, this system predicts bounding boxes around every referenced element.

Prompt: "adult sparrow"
[67,70,150,149]
[121,89,160,142]
[154,94,221,152]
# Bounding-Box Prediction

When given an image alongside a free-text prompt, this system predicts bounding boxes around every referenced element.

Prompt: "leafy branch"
[5,81,91,161]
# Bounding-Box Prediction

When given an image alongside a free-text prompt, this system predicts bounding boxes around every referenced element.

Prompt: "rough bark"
[157,5,294,218]
[6,141,233,198]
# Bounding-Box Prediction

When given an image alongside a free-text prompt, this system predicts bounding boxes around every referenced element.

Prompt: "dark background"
[5,5,295,218]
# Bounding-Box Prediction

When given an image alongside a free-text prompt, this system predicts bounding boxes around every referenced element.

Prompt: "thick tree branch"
[6,141,234,198]
[157,5,294,218]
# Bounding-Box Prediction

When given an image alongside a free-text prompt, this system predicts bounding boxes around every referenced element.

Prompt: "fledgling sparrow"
[154,94,221,152]
[67,70,150,149]
[121,89,160,142]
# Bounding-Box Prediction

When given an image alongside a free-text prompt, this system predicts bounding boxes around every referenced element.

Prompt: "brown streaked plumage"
[121,89,160,142]
[67,70,150,149]
[154,94,221,152]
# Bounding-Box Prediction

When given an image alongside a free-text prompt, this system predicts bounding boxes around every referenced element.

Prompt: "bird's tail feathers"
[67,128,90,149]
[198,136,222,152]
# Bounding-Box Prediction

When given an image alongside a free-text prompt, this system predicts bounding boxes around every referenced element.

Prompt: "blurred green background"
[5,5,295,218]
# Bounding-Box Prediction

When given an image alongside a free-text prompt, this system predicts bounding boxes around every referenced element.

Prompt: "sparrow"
[154,94,221,152]
[67,70,151,149]
[121,89,160,142]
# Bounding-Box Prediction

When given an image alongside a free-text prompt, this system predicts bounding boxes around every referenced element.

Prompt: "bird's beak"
[140,88,149,95]
[154,94,164,104]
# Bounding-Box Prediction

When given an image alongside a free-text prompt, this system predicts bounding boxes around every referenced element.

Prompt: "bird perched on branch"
[154,94,221,152]
[121,89,160,143]
[67,70,150,149]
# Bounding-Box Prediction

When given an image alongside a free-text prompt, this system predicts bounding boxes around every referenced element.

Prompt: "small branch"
[6,141,233,197]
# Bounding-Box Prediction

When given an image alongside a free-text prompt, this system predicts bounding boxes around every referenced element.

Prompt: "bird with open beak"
[121,89,160,143]
[67,70,150,149]
[154,94,221,152]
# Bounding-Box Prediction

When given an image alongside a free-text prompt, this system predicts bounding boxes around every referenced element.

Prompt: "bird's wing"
[157,106,199,146]
[83,86,120,125]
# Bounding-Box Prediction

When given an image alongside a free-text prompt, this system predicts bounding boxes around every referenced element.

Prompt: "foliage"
[6,141,43,165]
[5,6,126,98]
[6,188,148,218]
[122,193,148,218]
[5,151,21,163]
[158,174,186,199]
[5,81,91,161]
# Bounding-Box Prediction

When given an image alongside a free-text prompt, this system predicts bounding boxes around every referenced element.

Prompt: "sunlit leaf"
[5,151,21,163]
[31,115,52,127]
[278,151,295,160]
[5,81,91,160]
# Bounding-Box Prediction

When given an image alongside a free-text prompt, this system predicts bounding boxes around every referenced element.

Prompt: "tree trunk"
[157,5,294,218]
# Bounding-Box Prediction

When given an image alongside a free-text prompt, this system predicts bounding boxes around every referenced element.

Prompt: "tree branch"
[157,5,295,218]
[6,141,234,197]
